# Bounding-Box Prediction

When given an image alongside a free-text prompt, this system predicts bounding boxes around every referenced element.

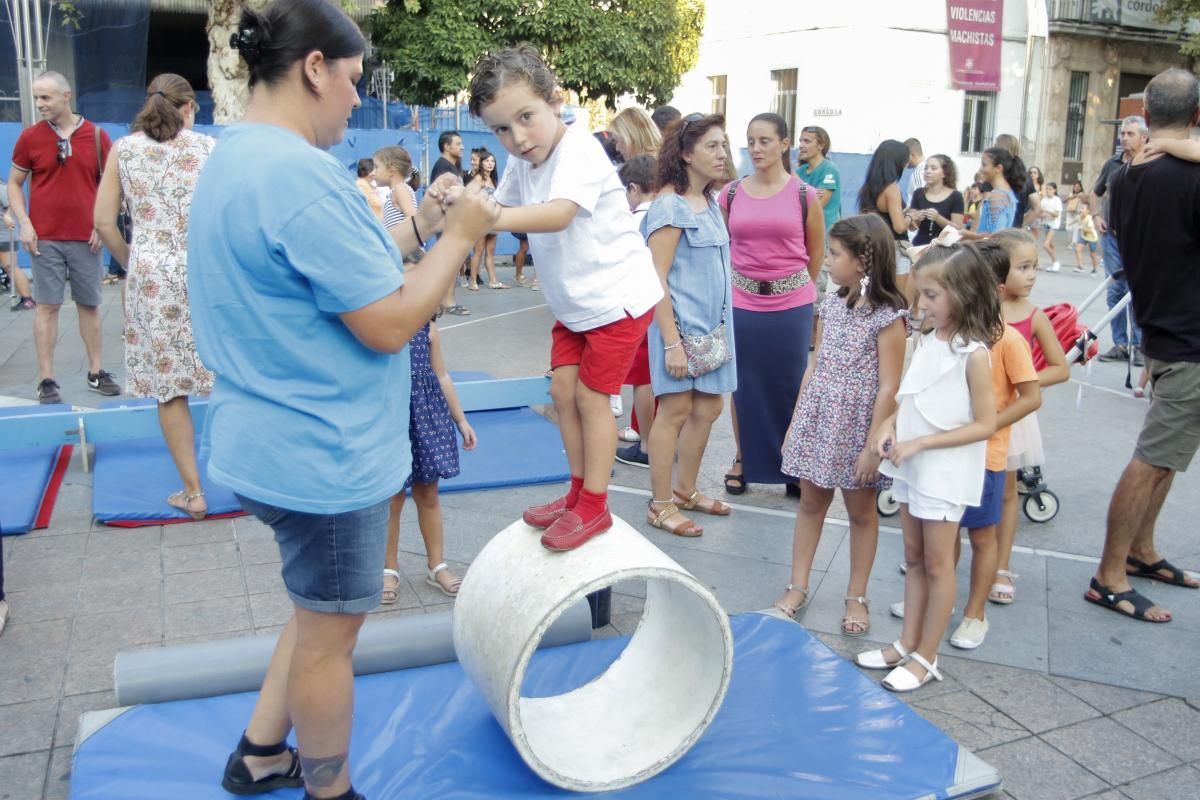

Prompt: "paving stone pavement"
[2,246,1199,799]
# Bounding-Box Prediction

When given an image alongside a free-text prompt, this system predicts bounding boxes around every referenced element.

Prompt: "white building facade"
[669,0,1039,187]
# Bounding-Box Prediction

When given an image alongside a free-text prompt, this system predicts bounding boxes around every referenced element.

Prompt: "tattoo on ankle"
[299,753,347,788]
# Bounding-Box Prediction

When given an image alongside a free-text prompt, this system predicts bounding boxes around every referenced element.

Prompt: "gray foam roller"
[114,603,592,707]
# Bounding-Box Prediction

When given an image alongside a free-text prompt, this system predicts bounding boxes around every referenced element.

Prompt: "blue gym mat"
[91,398,245,527]
[90,389,567,524]
[70,614,999,799]
[441,405,569,493]
[0,404,73,535]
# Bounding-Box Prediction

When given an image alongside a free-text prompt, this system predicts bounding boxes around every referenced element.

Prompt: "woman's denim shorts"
[236,494,389,614]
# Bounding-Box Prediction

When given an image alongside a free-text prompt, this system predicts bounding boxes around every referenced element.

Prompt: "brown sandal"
[646,501,703,537]
[673,488,732,516]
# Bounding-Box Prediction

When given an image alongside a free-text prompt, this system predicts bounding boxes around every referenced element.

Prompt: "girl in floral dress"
[773,215,908,637]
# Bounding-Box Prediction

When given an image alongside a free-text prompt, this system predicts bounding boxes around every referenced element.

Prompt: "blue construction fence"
[2,118,879,269]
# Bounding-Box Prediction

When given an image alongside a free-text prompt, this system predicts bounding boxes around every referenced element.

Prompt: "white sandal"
[988,569,1019,605]
[426,563,462,598]
[855,640,910,670]
[882,652,942,693]
[381,568,401,605]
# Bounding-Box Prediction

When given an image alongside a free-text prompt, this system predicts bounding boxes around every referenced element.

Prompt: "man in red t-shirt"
[7,70,120,404]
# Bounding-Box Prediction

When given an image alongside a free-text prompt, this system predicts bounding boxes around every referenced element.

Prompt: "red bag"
[1033,303,1097,370]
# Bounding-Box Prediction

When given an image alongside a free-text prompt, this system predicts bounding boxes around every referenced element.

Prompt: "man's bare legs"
[1088,458,1182,621]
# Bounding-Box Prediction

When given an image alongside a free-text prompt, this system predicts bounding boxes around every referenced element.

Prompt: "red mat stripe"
[102,510,248,528]
[33,444,74,530]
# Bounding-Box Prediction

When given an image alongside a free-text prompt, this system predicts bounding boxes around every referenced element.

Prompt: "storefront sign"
[1089,0,1191,33]
[946,0,1004,92]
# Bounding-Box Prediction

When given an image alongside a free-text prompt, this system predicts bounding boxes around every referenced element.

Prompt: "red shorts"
[551,310,654,395]
[623,334,652,386]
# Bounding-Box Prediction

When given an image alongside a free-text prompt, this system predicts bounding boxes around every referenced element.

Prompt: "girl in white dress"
[856,244,1002,692]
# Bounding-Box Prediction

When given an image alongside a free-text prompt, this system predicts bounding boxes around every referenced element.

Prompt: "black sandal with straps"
[221,732,305,795]
[724,459,746,495]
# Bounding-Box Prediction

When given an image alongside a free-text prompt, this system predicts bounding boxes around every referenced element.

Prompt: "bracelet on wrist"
[411,216,426,249]
[664,341,682,351]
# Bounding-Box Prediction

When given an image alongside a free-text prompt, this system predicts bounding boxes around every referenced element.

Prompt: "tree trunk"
[206,0,268,124]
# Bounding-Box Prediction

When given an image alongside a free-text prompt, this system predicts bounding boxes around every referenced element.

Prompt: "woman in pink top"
[718,113,825,495]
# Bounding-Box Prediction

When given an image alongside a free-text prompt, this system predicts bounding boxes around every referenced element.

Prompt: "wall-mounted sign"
[947,0,1004,92]
[812,107,842,117]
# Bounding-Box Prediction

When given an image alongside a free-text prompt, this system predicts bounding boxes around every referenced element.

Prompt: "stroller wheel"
[876,488,900,517]
[1023,491,1060,523]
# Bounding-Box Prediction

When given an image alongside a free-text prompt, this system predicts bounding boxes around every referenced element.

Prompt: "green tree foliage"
[1157,0,1200,55]
[368,0,704,108]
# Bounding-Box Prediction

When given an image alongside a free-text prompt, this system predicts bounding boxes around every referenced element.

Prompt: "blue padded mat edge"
[71,614,998,799]
[91,394,567,522]
[0,403,71,535]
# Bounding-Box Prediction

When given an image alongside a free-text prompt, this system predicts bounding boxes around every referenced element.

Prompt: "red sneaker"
[523,496,571,529]
[540,508,613,552]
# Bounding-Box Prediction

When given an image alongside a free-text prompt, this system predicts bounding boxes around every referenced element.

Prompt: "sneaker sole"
[614,455,650,468]
[87,385,120,395]
[949,636,986,650]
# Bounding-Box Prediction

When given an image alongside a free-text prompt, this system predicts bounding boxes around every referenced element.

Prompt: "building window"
[1063,71,1089,161]
[770,68,797,138]
[709,75,727,117]
[960,91,995,155]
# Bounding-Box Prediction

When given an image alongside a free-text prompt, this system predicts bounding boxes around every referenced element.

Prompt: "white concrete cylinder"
[452,515,733,793]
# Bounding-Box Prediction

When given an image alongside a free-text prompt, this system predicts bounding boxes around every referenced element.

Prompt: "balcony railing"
[1049,0,1194,34]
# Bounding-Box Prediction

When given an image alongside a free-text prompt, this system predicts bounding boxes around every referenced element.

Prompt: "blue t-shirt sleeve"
[643,194,699,237]
[275,187,404,314]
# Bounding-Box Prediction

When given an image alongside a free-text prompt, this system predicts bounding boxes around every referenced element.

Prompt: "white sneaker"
[890,600,955,619]
[0,599,8,638]
[949,616,989,649]
[609,394,623,417]
[1047,262,1061,272]
[1073,266,1086,273]
[617,426,641,443]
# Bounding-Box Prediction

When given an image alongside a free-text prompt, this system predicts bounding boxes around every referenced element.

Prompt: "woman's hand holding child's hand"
[443,181,501,244]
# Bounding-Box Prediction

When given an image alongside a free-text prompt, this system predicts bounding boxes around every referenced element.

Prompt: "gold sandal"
[772,584,808,619]
[646,501,703,537]
[673,488,732,516]
[842,595,870,637]
[167,490,207,521]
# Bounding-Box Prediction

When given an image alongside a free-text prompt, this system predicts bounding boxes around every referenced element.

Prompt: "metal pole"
[19,0,37,125]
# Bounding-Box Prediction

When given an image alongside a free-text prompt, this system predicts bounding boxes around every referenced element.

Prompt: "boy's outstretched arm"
[494,200,579,234]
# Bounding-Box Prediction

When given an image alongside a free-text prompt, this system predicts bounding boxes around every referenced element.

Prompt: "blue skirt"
[733,304,813,484]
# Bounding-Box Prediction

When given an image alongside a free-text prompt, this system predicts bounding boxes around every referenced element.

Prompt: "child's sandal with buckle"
[673,488,732,516]
[855,640,910,670]
[772,583,808,619]
[882,652,942,693]
[221,732,304,795]
[841,595,870,637]
[426,562,462,597]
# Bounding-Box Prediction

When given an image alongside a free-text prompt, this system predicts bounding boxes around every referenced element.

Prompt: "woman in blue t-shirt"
[186,2,498,798]
[966,147,1023,237]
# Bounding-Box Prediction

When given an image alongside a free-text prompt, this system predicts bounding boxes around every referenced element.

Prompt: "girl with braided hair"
[772,215,907,635]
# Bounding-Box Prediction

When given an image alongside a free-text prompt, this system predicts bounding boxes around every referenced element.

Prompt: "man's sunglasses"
[56,137,71,165]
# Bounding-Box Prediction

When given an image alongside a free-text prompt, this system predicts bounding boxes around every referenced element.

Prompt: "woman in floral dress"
[95,73,215,520]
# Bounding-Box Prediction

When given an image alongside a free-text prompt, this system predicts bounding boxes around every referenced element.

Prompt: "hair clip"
[230,25,262,65]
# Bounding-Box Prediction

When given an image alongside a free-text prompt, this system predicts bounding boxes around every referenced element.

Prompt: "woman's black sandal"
[221,732,304,795]
[724,459,746,495]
